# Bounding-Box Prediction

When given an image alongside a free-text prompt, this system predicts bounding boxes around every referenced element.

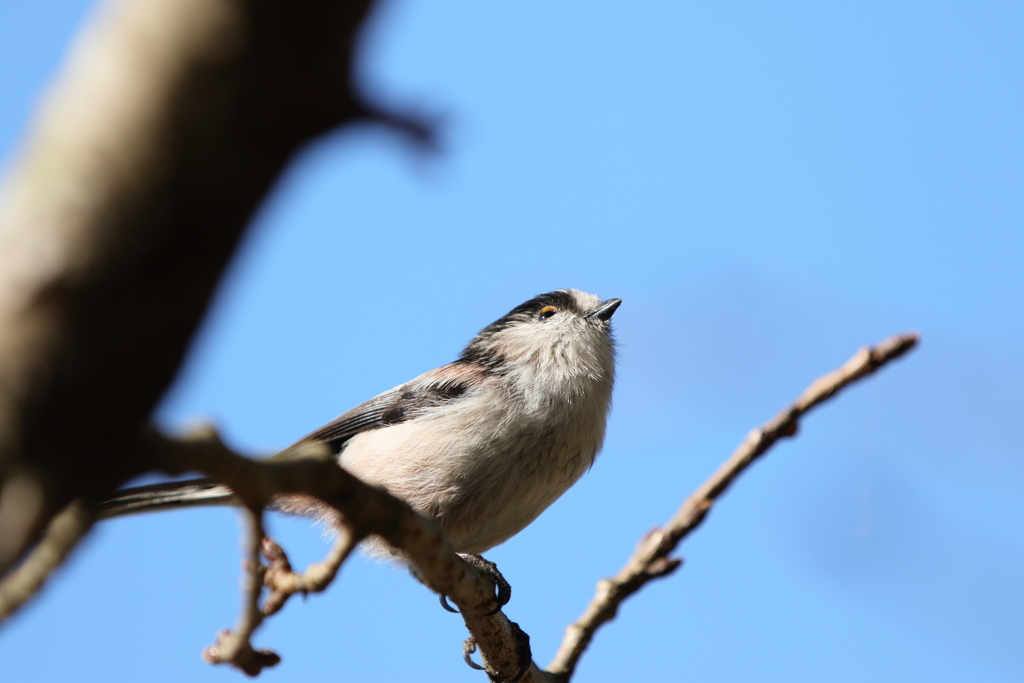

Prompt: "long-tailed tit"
[102,289,620,555]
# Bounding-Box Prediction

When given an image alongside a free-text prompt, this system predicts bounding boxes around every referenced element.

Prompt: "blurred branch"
[0,0,432,578]
[0,499,97,620]
[546,332,920,680]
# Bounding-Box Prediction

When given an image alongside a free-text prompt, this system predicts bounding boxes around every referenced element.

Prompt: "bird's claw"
[460,553,511,615]
[462,637,485,670]
[438,553,511,615]
[440,594,459,613]
[462,624,532,682]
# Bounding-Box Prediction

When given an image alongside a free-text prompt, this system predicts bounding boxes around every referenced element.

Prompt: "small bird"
[102,289,620,556]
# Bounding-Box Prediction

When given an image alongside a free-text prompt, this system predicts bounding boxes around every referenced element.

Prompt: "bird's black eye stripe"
[538,306,557,321]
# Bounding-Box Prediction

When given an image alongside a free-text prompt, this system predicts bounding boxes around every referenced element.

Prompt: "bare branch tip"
[885,331,920,355]
[202,634,281,677]
[646,556,683,578]
[353,96,442,154]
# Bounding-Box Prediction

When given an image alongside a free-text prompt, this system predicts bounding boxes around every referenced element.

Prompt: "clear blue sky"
[2,1,1022,681]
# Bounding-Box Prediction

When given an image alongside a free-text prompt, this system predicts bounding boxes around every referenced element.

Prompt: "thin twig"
[261,528,358,616]
[201,507,281,676]
[546,332,919,679]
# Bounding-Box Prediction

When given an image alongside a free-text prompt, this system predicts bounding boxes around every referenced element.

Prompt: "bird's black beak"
[588,298,622,321]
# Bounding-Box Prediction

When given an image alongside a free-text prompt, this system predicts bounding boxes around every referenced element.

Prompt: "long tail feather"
[99,479,238,519]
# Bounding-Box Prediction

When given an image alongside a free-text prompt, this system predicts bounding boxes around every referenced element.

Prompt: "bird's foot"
[439,553,512,615]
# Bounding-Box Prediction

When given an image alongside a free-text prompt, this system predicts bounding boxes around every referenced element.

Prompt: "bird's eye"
[538,306,557,321]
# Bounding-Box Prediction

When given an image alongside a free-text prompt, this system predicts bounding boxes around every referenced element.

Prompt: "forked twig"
[261,529,359,617]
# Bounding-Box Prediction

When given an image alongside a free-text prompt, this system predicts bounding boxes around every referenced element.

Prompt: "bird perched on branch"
[102,289,620,557]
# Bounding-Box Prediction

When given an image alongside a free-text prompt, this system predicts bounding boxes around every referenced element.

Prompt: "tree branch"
[546,332,920,680]
[139,427,537,681]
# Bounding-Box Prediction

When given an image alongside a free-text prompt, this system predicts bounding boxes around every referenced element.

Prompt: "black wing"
[274,361,484,459]
[286,386,405,453]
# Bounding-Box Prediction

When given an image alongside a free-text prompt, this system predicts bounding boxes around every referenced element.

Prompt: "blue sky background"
[1,1,1022,681]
